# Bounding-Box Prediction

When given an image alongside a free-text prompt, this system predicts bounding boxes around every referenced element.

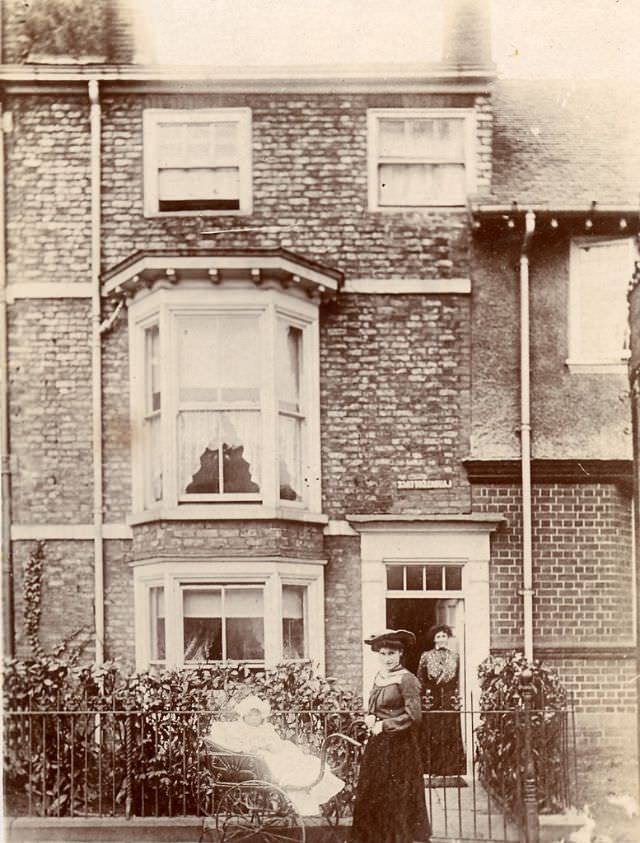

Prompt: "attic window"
[143,108,252,216]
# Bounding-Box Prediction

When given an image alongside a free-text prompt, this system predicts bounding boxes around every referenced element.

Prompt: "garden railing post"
[125,709,133,820]
[519,668,539,843]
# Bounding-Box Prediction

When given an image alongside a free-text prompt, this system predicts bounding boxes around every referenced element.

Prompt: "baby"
[208,694,345,815]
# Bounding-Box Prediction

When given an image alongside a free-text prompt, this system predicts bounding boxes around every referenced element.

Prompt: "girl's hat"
[234,694,271,718]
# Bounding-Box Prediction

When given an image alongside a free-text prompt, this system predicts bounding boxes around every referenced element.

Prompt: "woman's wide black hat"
[364,628,416,651]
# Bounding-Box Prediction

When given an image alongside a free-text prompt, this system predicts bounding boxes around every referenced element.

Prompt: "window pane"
[226,618,264,660]
[212,121,238,161]
[378,118,407,156]
[406,565,423,590]
[277,323,302,414]
[386,566,404,590]
[226,588,264,660]
[425,565,443,590]
[445,566,462,590]
[145,414,163,505]
[183,589,222,662]
[225,587,264,617]
[150,586,166,662]
[177,315,260,404]
[279,414,302,502]
[157,122,185,167]
[378,163,465,206]
[576,241,631,359]
[282,585,306,659]
[145,324,161,414]
[180,410,261,495]
[158,167,240,202]
[433,118,465,158]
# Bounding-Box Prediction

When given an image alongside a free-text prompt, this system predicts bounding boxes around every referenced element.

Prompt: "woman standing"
[352,629,431,843]
[417,624,466,777]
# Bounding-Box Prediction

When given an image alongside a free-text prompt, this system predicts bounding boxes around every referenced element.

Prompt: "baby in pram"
[208,694,345,815]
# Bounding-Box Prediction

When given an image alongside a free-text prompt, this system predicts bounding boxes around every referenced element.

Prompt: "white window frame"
[367,108,476,211]
[567,237,636,373]
[133,558,326,671]
[143,108,252,217]
[129,284,322,521]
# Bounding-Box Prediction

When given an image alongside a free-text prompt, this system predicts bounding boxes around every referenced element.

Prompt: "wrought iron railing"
[4,701,576,843]
[3,707,364,819]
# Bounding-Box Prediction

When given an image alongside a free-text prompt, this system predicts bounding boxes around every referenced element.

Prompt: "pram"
[194,719,367,843]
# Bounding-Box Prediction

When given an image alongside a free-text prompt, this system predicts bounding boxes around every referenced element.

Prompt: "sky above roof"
[144,0,639,79]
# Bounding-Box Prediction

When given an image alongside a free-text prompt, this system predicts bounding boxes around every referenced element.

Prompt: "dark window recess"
[158,198,240,212]
[185,442,260,494]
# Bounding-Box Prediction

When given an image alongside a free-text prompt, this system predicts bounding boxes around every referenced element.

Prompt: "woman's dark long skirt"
[352,727,430,843]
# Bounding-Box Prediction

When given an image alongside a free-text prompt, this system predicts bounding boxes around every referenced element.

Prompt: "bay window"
[130,284,321,518]
[134,559,324,670]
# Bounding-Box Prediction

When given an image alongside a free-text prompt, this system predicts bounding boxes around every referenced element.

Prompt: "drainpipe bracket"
[518,588,535,596]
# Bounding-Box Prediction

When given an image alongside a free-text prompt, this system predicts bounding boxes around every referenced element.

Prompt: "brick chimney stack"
[442,0,494,70]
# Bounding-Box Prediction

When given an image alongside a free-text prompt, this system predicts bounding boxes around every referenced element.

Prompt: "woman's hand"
[371,721,383,736]
[364,714,376,731]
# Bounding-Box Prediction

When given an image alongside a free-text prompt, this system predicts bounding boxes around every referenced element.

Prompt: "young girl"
[208,694,345,815]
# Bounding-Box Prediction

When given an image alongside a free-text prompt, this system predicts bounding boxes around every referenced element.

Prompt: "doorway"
[386,596,463,676]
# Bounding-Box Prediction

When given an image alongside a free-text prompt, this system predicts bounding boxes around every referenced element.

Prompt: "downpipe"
[520,210,536,662]
[89,79,104,666]
[0,98,15,656]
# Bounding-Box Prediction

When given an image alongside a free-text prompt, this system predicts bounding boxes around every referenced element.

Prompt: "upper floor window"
[367,108,475,210]
[568,237,636,372]
[143,108,252,216]
[130,285,322,519]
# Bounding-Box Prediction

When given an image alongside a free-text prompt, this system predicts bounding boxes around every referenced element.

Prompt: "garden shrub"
[3,657,364,818]
[475,651,571,818]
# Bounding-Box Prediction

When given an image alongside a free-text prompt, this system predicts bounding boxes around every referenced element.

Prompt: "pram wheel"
[215,780,305,843]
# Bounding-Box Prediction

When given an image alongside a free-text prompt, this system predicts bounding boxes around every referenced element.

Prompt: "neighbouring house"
[1,0,638,768]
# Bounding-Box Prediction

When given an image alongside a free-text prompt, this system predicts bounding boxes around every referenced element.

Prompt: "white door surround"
[348,514,503,710]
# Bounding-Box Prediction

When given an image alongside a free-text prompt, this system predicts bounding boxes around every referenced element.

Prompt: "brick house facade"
[1,0,638,759]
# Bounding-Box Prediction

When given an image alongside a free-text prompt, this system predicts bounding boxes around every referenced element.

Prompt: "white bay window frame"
[133,558,326,671]
[129,284,322,521]
[367,107,476,211]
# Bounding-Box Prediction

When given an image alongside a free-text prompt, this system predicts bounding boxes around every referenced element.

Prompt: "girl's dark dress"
[352,667,431,843]
[417,648,466,776]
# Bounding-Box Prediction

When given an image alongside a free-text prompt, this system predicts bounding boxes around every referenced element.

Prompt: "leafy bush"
[3,657,363,818]
[475,651,571,818]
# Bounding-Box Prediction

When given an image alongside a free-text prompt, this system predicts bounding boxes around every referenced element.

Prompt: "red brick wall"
[13,540,95,658]
[324,536,363,692]
[473,482,633,648]
[5,96,91,287]
[100,92,491,279]
[103,539,135,665]
[130,520,325,561]
[8,300,93,524]
[321,293,471,518]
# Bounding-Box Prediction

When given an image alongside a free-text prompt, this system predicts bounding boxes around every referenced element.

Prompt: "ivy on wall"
[22,541,45,658]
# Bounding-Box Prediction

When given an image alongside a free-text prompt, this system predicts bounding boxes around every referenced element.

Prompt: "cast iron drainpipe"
[89,79,104,666]
[0,99,15,656]
[520,210,536,662]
